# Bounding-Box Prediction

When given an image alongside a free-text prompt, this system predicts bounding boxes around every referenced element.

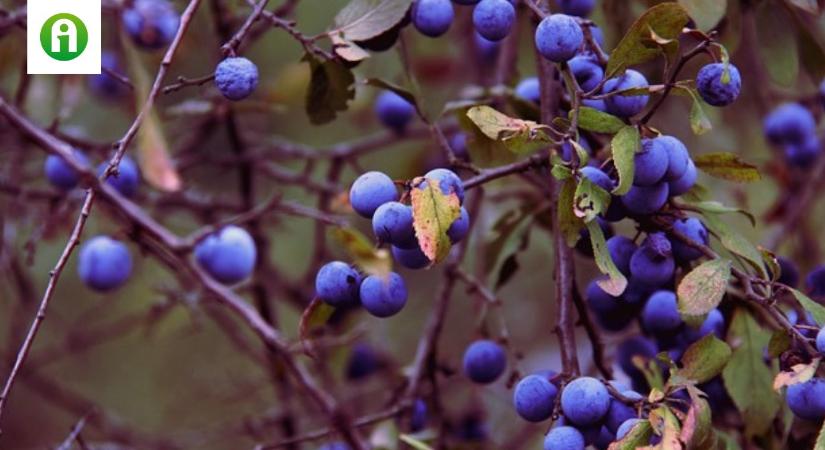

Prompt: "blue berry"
[473,0,515,42]
[582,98,607,112]
[785,134,821,168]
[603,70,649,117]
[424,168,465,203]
[372,202,416,248]
[630,233,675,288]
[559,0,596,17]
[580,424,614,449]
[634,138,669,186]
[668,159,697,197]
[453,0,481,3]
[45,150,89,191]
[606,235,637,277]
[569,55,604,92]
[319,443,351,450]
[605,390,642,433]
[194,226,257,284]
[349,171,399,218]
[463,339,506,384]
[560,376,611,426]
[659,135,690,181]
[214,57,259,101]
[543,426,585,450]
[616,418,642,440]
[448,207,471,243]
[121,0,180,50]
[617,336,657,385]
[669,217,708,263]
[375,91,416,133]
[684,308,725,343]
[590,25,605,48]
[535,14,583,63]
[586,278,635,332]
[696,63,741,107]
[621,182,669,215]
[513,374,558,422]
[474,31,501,62]
[515,77,540,103]
[764,103,816,146]
[78,236,133,292]
[410,399,428,432]
[817,327,825,353]
[391,244,431,270]
[642,290,682,334]
[450,132,471,161]
[346,343,380,380]
[787,378,825,421]
[455,412,488,441]
[314,261,361,307]
[360,272,408,318]
[806,265,825,298]
[89,52,128,99]
[98,156,140,198]
[412,0,454,37]
[580,166,613,191]
[776,256,800,287]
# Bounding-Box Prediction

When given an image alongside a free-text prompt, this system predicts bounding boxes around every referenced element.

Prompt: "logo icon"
[27,0,100,74]
[40,13,88,61]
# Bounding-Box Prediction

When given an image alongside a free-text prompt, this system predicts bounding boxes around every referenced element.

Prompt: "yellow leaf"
[411,178,461,263]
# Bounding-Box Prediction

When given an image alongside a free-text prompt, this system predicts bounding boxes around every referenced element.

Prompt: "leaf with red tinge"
[122,31,182,192]
[298,297,336,357]
[588,220,628,296]
[773,359,820,390]
[681,385,714,449]
[411,178,461,263]
[606,3,690,76]
[677,259,731,322]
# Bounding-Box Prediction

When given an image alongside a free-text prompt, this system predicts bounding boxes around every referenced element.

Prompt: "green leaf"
[678,259,732,321]
[369,419,399,450]
[789,288,825,326]
[649,406,682,449]
[677,335,732,384]
[606,3,690,77]
[573,107,626,134]
[587,220,628,296]
[608,419,652,450]
[122,33,182,192]
[331,34,371,62]
[482,205,535,289]
[559,177,584,248]
[411,178,461,263]
[693,152,761,183]
[399,434,434,450]
[767,330,792,358]
[701,213,766,277]
[329,227,392,276]
[722,309,780,437]
[680,199,756,227]
[465,106,554,155]
[796,15,825,81]
[679,0,727,31]
[756,6,799,87]
[686,87,713,135]
[303,53,356,125]
[455,106,518,168]
[611,126,639,196]
[574,177,611,223]
[681,386,715,450]
[298,297,336,355]
[331,0,413,41]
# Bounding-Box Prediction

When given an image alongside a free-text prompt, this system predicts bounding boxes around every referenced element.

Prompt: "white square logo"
[27,0,101,74]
